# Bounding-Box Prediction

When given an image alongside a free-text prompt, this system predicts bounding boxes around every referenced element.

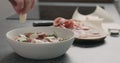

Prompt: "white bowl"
[6,27,74,59]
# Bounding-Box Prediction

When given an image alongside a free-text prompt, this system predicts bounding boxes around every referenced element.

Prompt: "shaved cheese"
[19,14,27,23]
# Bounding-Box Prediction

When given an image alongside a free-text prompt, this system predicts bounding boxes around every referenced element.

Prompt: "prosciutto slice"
[53,17,102,39]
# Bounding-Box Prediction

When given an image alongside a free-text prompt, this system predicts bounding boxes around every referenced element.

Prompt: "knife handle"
[33,22,53,27]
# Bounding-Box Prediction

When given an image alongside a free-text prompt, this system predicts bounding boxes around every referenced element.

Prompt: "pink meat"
[63,20,74,29]
[53,17,65,26]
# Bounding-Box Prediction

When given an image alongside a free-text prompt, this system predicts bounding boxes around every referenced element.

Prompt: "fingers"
[21,0,35,14]
[9,0,17,6]
[31,0,35,9]
[9,0,18,13]
[15,0,24,11]
[9,0,24,14]
[16,0,24,14]
[9,0,35,14]
[21,0,31,14]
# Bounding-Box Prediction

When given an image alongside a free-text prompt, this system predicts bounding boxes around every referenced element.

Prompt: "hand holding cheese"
[9,0,35,22]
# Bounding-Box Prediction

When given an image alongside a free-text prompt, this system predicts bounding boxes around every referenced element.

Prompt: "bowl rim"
[6,27,74,45]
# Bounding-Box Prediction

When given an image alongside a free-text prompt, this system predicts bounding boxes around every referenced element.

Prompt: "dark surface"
[6,5,103,20]
[73,38,106,48]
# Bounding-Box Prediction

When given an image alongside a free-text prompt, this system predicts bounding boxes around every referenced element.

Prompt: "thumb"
[9,0,17,6]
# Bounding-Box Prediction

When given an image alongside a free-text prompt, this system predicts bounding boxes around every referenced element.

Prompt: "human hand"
[9,0,35,14]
